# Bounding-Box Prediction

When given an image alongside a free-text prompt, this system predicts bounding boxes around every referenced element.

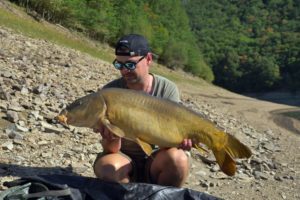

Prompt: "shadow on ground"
[0,163,80,178]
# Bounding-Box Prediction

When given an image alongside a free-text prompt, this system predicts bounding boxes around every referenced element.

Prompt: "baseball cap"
[115,34,150,56]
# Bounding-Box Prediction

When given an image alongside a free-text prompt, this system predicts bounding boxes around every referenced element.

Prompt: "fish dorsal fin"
[102,119,125,137]
[136,138,153,156]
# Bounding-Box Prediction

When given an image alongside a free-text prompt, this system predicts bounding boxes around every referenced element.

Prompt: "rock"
[29,110,43,120]
[71,162,88,174]
[20,86,29,95]
[195,170,207,177]
[0,86,10,100]
[40,121,64,134]
[37,140,48,146]
[2,141,14,150]
[251,156,263,164]
[1,71,13,78]
[72,146,83,153]
[6,110,19,122]
[7,130,24,140]
[41,152,52,158]
[15,124,29,132]
[274,175,284,182]
[281,192,287,199]
[13,139,24,145]
[0,100,7,110]
[199,180,210,188]
[8,103,25,112]
[210,165,219,172]
[253,171,269,180]
[262,142,275,152]
[236,173,254,182]
[33,83,50,94]
[209,172,229,179]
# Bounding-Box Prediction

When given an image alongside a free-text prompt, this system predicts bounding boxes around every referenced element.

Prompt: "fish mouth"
[55,114,68,125]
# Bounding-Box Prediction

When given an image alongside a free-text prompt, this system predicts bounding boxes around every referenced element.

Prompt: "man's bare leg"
[94,153,132,183]
[150,148,189,187]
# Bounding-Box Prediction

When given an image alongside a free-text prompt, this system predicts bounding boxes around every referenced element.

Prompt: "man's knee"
[93,153,132,183]
[162,148,189,167]
[152,148,189,174]
[94,161,118,181]
[150,148,189,186]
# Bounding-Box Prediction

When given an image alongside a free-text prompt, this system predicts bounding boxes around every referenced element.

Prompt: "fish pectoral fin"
[136,138,153,156]
[194,143,209,156]
[102,119,125,137]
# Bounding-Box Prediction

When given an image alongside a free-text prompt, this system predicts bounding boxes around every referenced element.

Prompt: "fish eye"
[66,99,83,110]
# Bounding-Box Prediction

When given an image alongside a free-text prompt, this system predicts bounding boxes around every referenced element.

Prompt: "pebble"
[6,129,24,140]
[15,124,29,132]
[40,121,64,134]
[195,170,207,176]
[0,101,7,110]
[253,171,269,180]
[37,140,48,145]
[6,110,19,122]
[2,141,13,150]
[210,165,219,172]
[8,104,25,112]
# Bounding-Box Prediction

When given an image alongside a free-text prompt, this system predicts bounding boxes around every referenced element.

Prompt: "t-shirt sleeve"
[162,82,180,103]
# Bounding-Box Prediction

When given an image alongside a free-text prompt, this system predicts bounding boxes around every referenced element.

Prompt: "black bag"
[1,175,222,200]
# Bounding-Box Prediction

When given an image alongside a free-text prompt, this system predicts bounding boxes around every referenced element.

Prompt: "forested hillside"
[8,0,300,93]
[185,0,300,92]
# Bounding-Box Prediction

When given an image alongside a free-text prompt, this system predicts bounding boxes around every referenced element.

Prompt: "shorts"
[93,151,159,183]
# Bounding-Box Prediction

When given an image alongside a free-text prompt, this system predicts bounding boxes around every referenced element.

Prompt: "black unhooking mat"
[0,175,222,200]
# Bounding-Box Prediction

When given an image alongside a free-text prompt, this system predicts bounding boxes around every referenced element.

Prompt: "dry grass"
[0,4,113,62]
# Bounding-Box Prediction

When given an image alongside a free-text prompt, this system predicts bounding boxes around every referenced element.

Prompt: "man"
[93,34,192,187]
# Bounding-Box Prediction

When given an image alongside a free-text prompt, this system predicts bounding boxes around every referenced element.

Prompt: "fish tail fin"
[212,134,252,176]
[212,148,236,176]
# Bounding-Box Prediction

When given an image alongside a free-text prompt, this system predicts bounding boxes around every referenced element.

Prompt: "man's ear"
[146,53,153,65]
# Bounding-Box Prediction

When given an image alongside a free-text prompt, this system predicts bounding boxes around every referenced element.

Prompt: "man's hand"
[93,125,121,153]
[93,124,120,140]
[178,139,192,151]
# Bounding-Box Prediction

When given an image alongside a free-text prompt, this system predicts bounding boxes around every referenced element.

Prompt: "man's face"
[115,54,151,84]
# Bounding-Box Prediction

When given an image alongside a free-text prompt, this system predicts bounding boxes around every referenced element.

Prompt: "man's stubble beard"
[124,74,142,84]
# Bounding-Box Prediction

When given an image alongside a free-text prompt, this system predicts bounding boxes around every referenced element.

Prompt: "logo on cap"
[115,34,150,56]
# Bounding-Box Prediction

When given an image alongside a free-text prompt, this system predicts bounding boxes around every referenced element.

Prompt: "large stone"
[0,86,10,100]
[6,110,19,122]
[2,141,13,150]
[40,121,64,134]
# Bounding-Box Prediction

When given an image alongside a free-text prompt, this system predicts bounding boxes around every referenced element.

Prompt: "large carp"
[56,88,251,176]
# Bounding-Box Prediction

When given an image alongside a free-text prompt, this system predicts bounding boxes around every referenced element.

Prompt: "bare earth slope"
[0,20,299,200]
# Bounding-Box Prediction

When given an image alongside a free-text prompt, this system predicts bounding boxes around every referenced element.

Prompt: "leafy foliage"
[9,0,300,92]
[185,0,300,92]
[9,0,213,82]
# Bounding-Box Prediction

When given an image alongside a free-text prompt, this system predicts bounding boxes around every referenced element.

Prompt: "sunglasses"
[113,56,145,71]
